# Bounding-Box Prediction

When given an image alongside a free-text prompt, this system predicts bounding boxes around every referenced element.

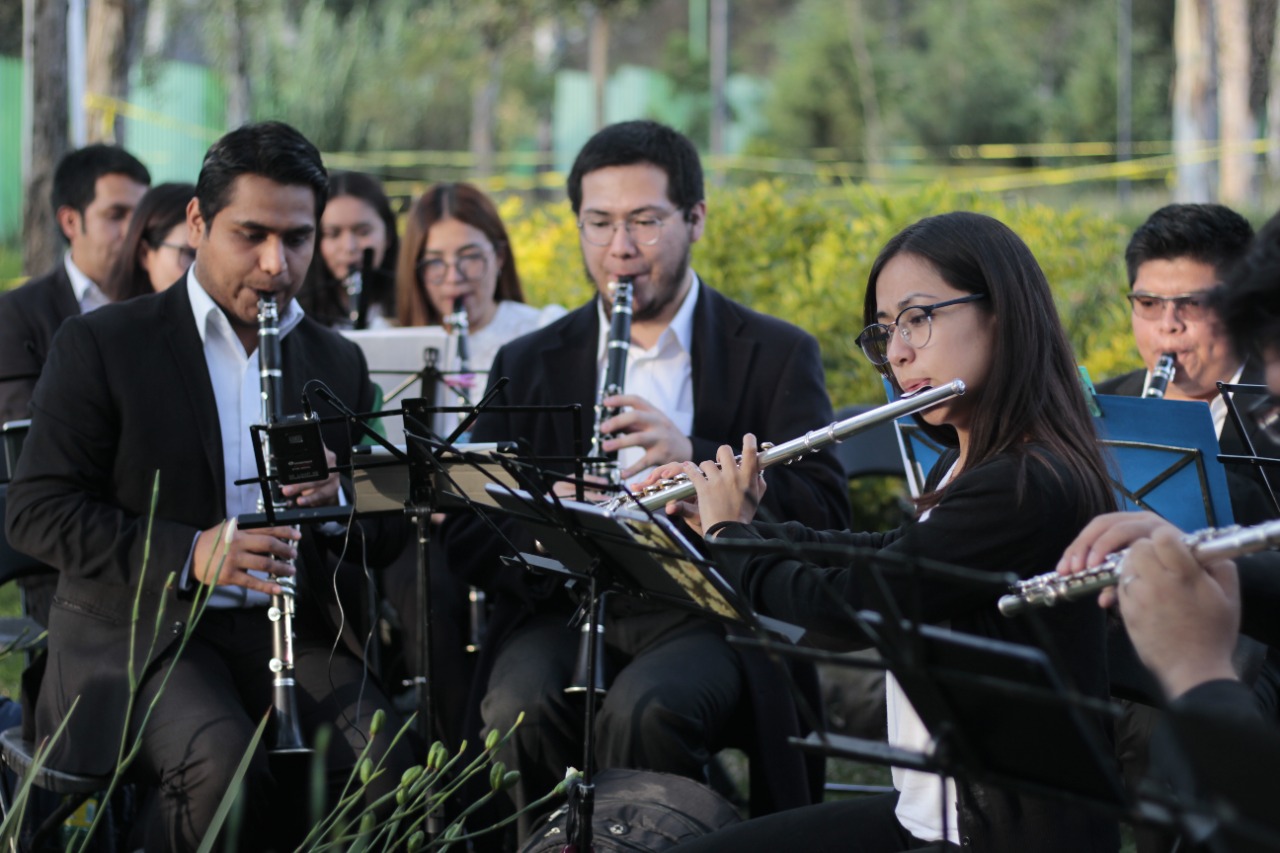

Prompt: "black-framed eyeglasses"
[855,293,987,366]
[159,242,196,264]
[417,252,488,286]
[1126,290,1214,322]
[577,209,677,247]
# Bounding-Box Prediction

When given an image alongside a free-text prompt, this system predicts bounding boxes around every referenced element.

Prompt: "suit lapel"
[161,284,225,505]
[691,285,755,442]
[539,302,600,455]
[50,265,80,323]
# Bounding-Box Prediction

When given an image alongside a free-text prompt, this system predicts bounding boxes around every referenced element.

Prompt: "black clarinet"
[1143,352,1176,399]
[566,278,632,699]
[257,295,309,754]
[586,277,634,485]
[446,298,487,651]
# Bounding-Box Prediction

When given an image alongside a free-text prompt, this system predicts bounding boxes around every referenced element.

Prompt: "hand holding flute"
[1054,511,1242,699]
[645,433,768,537]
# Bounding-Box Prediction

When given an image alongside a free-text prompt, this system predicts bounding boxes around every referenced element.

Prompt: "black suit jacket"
[5,282,392,774]
[1097,360,1278,525]
[0,265,79,426]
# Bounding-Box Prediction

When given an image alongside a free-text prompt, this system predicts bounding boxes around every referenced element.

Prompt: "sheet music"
[340,327,452,444]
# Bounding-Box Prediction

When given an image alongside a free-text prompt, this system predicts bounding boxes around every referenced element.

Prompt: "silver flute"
[998,518,1280,617]
[256,295,309,754]
[602,379,966,513]
[586,277,634,486]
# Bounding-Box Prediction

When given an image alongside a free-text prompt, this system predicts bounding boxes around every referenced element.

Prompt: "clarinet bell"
[564,620,608,698]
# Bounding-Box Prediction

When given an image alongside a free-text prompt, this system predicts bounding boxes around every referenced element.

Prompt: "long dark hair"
[863,212,1115,516]
[396,182,524,327]
[102,182,195,300]
[298,171,399,327]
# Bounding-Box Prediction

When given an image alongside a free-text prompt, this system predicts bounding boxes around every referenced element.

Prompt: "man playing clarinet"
[443,119,851,844]
[5,121,414,852]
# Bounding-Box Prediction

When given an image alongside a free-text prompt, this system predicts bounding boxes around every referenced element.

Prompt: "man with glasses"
[443,120,849,843]
[1096,203,1277,853]
[1099,203,1271,522]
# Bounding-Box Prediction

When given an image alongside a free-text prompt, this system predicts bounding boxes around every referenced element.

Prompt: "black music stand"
[481,484,815,853]
[1218,380,1280,516]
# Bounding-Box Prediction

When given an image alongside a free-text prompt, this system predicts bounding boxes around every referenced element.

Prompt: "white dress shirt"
[888,464,960,845]
[64,253,110,313]
[186,271,304,608]
[595,274,699,485]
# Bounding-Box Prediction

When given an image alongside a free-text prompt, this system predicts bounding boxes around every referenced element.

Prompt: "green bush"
[504,181,1139,410]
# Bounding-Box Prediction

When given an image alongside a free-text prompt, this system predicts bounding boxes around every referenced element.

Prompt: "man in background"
[0,144,150,425]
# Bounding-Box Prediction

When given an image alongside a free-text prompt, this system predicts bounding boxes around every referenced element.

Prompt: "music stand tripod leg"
[565,569,604,853]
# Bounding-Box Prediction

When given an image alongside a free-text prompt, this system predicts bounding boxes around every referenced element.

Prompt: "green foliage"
[755,0,1176,157]
[750,0,867,156]
[506,180,1138,411]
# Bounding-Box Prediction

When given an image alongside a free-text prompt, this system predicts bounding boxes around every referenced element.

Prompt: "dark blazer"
[1159,679,1280,848]
[712,447,1120,853]
[443,281,851,810]
[0,264,79,425]
[5,282,392,775]
[1098,360,1278,525]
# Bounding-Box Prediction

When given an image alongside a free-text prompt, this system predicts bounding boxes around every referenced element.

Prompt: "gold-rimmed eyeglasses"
[1126,290,1214,322]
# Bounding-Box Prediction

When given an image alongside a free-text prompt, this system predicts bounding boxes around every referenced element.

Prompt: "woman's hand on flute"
[674,434,766,537]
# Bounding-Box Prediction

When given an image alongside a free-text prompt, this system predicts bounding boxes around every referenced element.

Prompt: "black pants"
[669,792,959,853]
[129,608,418,853]
[480,606,743,842]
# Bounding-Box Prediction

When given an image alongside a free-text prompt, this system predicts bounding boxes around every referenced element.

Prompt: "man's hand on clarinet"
[601,394,694,480]
[193,519,298,595]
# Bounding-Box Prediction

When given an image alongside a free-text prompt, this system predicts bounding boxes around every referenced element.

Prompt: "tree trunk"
[223,0,251,127]
[1270,1,1280,178]
[470,46,502,179]
[708,0,728,162]
[23,0,70,276]
[85,0,129,143]
[1216,0,1255,205]
[1173,0,1215,202]
[844,0,882,178]
[589,5,608,131]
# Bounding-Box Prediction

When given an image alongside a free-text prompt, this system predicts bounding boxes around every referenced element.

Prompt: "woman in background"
[386,182,564,748]
[103,182,195,298]
[396,181,565,382]
[303,171,398,328]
